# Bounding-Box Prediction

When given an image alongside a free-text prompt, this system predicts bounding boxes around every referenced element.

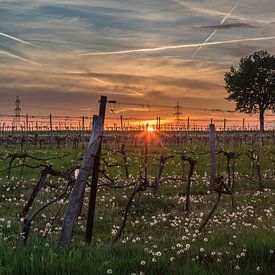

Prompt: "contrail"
[192,1,240,57]
[0,31,34,46]
[80,36,275,56]
[172,0,272,24]
[0,50,38,64]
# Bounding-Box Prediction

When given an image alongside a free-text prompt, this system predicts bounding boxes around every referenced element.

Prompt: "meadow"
[0,131,274,275]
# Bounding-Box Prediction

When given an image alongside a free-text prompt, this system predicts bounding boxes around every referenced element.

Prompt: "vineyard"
[1,0,275,272]
[0,123,275,274]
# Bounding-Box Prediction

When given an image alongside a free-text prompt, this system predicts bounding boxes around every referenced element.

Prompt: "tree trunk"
[260,110,264,133]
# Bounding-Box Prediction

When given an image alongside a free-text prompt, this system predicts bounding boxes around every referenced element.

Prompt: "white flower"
[107,269,112,274]
[74,169,80,179]
[7,220,11,228]
[140,261,146,266]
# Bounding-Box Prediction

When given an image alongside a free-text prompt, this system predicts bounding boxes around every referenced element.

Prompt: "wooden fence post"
[59,114,104,247]
[85,96,107,244]
[209,124,216,190]
[82,116,85,131]
[120,115,123,131]
[26,115,29,131]
[49,114,53,131]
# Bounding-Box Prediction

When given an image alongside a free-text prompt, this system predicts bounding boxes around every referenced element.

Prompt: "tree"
[224,50,275,132]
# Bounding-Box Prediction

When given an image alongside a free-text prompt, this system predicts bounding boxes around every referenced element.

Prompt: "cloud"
[191,1,240,57]
[200,23,256,29]
[172,0,274,24]
[0,0,275,119]
[146,91,165,98]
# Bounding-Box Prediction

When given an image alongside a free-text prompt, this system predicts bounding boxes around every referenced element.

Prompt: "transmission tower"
[14,96,21,129]
[174,101,182,125]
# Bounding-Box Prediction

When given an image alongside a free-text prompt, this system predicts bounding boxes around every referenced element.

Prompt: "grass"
[0,231,274,275]
[0,133,275,274]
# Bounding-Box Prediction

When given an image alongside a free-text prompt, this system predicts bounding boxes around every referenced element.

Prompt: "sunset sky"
[1,0,275,123]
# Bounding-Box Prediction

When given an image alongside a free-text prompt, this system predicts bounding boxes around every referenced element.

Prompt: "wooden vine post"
[209,124,216,191]
[85,96,107,244]
[59,96,106,247]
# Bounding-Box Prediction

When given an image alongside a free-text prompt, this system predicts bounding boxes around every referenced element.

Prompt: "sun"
[147,126,154,132]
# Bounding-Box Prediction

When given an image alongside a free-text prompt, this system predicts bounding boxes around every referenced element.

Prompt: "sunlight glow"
[147,126,154,132]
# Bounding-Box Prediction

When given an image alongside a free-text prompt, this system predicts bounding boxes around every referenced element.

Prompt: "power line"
[107,100,237,113]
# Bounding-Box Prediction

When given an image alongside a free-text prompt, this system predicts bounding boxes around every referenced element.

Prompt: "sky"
[0,0,275,123]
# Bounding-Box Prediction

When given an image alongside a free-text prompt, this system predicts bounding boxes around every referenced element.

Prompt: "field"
[0,131,275,275]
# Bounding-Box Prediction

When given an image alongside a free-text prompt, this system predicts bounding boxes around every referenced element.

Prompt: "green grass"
[0,135,275,274]
[0,231,274,275]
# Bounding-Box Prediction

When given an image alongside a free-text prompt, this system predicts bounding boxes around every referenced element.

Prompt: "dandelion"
[152,258,157,263]
[140,261,146,266]
[107,269,112,274]
[7,220,11,228]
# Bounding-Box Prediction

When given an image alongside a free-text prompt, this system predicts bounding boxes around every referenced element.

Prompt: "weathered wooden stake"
[49,114,53,131]
[25,115,29,131]
[59,114,104,247]
[223,119,226,131]
[209,124,216,190]
[85,96,107,244]
[82,116,85,131]
[120,115,123,131]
